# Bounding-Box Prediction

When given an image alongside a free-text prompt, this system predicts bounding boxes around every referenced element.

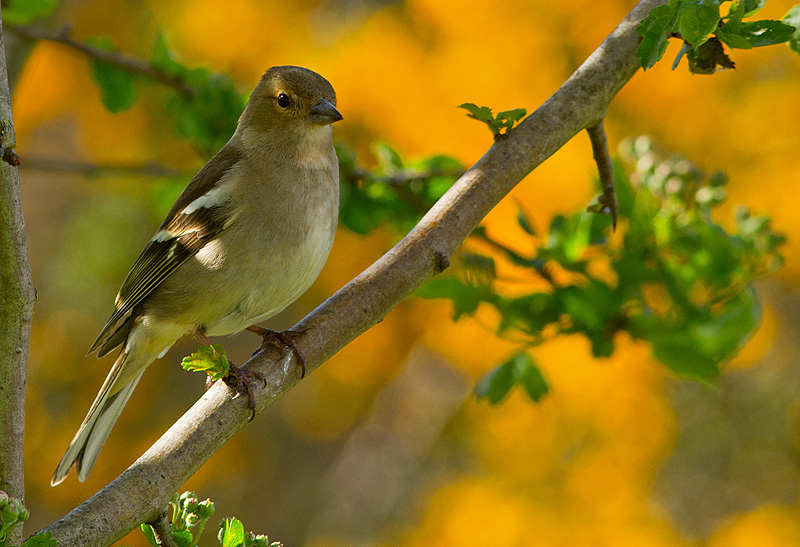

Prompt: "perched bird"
[52,66,342,485]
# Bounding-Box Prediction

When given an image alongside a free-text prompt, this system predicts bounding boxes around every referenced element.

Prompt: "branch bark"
[0,10,35,546]
[39,1,665,545]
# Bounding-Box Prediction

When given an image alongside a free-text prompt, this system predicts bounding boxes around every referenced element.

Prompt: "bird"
[51,65,342,485]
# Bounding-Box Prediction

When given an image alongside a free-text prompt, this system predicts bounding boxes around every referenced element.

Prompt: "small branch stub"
[0,120,20,166]
[145,510,178,547]
[1,146,20,166]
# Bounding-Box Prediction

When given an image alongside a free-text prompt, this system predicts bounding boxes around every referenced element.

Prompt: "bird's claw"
[247,326,307,378]
[223,362,266,421]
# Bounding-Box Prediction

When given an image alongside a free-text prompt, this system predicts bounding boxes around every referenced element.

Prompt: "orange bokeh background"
[11,0,800,545]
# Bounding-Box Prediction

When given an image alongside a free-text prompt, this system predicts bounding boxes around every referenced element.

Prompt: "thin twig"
[587,120,618,228]
[4,23,195,96]
[20,156,187,178]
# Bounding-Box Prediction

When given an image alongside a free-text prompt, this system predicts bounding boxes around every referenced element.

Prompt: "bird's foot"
[246,325,307,378]
[222,362,266,421]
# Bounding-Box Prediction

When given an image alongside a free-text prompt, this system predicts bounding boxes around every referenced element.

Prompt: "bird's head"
[239,66,342,136]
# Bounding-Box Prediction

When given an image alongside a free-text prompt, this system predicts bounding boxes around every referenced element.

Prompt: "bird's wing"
[88,145,244,355]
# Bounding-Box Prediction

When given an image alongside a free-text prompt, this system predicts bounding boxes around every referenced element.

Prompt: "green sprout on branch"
[458,103,527,137]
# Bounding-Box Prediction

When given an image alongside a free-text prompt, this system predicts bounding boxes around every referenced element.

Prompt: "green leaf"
[735,19,796,46]
[740,0,766,17]
[166,72,245,155]
[21,533,58,547]
[219,518,246,547]
[1,0,58,24]
[181,344,230,381]
[716,26,755,49]
[475,358,516,404]
[637,2,680,69]
[590,334,615,358]
[639,287,760,380]
[518,356,549,402]
[461,252,496,279]
[679,0,721,46]
[458,102,493,123]
[647,327,722,380]
[338,184,390,234]
[785,5,800,54]
[86,37,137,113]
[475,353,548,404]
[151,30,186,76]
[555,280,617,334]
[173,529,194,547]
[495,108,527,133]
[140,524,158,547]
[374,142,404,171]
[495,292,560,334]
[458,103,525,136]
[726,0,747,28]
[672,41,694,68]
[151,30,171,68]
[414,277,487,320]
[515,201,536,235]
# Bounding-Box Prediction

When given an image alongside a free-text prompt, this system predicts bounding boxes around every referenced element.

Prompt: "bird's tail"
[51,350,143,486]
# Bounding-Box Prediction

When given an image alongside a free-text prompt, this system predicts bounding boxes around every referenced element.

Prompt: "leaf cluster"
[338,142,464,234]
[458,103,527,137]
[417,136,784,403]
[87,31,246,156]
[141,492,216,547]
[0,493,28,547]
[218,518,281,547]
[0,492,54,547]
[141,492,281,547]
[181,344,230,382]
[637,0,800,73]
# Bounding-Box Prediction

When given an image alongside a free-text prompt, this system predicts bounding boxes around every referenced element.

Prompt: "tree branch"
[20,156,186,178]
[0,11,36,546]
[587,120,618,228]
[3,23,195,96]
[39,1,666,545]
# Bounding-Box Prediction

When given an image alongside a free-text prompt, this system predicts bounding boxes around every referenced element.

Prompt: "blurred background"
[8,0,800,545]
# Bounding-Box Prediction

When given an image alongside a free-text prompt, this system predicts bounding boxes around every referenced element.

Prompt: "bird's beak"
[307,98,343,125]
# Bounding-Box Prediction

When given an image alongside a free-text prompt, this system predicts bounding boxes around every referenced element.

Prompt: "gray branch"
[38,1,665,545]
[0,11,36,547]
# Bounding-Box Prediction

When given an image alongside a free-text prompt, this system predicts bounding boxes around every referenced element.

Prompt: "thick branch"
[0,11,35,546]
[4,23,194,96]
[39,1,666,545]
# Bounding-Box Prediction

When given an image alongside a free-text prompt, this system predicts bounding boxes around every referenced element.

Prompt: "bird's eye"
[277,93,291,108]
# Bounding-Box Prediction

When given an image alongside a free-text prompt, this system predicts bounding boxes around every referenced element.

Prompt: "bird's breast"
[200,161,338,336]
